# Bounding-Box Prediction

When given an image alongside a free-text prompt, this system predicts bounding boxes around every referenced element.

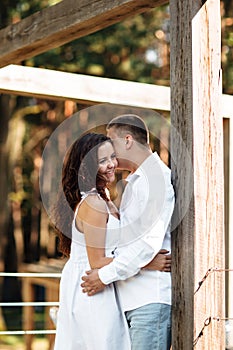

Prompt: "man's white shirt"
[98,152,175,311]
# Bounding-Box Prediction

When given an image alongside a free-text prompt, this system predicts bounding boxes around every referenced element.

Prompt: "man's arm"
[81,162,175,295]
[81,269,105,295]
[81,249,171,295]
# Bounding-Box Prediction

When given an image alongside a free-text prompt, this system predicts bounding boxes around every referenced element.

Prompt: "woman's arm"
[142,249,171,272]
[77,195,113,269]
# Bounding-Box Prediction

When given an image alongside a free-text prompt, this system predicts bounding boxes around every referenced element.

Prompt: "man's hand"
[81,269,106,296]
[142,249,171,272]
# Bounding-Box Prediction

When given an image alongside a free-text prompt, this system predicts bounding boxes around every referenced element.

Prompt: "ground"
[0,337,49,349]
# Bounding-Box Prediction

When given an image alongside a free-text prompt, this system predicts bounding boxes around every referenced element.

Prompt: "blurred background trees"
[0,0,172,274]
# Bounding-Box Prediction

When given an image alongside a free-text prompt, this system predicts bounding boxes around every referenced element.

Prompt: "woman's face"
[97,141,118,183]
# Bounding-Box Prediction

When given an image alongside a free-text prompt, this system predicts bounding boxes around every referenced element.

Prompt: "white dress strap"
[80,187,98,199]
[73,188,101,219]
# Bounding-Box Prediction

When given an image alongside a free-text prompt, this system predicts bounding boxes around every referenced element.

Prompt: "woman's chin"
[105,175,115,183]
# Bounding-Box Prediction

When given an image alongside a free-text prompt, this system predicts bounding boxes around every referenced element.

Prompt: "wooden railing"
[0,259,65,350]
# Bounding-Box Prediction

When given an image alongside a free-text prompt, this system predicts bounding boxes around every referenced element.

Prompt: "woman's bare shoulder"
[79,194,107,215]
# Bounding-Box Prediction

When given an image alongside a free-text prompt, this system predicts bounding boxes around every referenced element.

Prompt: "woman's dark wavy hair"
[53,132,112,257]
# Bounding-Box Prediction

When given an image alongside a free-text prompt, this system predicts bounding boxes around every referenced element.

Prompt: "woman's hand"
[142,249,171,272]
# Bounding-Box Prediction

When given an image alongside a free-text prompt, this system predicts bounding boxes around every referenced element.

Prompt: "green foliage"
[2,1,233,91]
[0,0,51,28]
[7,0,61,20]
[27,5,170,85]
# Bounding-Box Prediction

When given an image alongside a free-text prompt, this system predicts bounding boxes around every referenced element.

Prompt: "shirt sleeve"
[98,219,166,285]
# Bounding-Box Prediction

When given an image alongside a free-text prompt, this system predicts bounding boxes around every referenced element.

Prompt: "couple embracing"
[53,114,175,350]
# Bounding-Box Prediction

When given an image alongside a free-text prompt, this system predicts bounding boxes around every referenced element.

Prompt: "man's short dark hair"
[107,114,149,145]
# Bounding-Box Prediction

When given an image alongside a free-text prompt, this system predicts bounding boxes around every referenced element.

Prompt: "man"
[81,114,175,350]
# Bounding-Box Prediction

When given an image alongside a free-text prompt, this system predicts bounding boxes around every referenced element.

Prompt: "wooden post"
[170,0,224,349]
[227,117,233,321]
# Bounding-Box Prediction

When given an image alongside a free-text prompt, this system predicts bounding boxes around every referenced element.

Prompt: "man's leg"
[125,303,171,350]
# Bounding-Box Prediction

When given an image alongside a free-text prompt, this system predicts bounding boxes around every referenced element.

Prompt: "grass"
[0,336,49,350]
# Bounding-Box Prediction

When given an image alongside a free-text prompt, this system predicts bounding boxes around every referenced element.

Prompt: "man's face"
[107,127,127,169]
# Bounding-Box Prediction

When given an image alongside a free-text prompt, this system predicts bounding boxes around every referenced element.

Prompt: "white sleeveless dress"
[54,192,131,350]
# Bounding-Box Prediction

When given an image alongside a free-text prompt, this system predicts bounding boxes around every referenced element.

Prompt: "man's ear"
[125,134,133,149]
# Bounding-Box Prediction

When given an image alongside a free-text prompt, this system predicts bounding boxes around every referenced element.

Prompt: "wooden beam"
[1,65,233,118]
[0,64,170,110]
[170,0,224,349]
[0,0,167,68]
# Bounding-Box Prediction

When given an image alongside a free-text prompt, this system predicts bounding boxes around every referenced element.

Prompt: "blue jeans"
[125,303,171,350]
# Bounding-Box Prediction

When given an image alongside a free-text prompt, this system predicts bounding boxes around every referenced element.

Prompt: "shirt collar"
[125,152,159,183]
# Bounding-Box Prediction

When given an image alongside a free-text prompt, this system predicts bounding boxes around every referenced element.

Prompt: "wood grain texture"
[0,0,167,67]
[0,64,170,110]
[1,64,233,117]
[227,115,233,323]
[170,0,224,349]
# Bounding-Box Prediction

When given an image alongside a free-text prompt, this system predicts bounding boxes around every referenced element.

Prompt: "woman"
[53,133,131,350]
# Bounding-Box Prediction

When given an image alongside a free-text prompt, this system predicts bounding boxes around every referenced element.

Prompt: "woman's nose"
[107,159,114,167]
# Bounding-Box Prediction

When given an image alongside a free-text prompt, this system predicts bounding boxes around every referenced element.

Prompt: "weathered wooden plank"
[192,3,224,348]
[0,0,167,68]
[223,118,230,325]
[0,64,170,110]
[227,117,233,329]
[222,94,233,118]
[170,0,224,349]
[1,65,233,118]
